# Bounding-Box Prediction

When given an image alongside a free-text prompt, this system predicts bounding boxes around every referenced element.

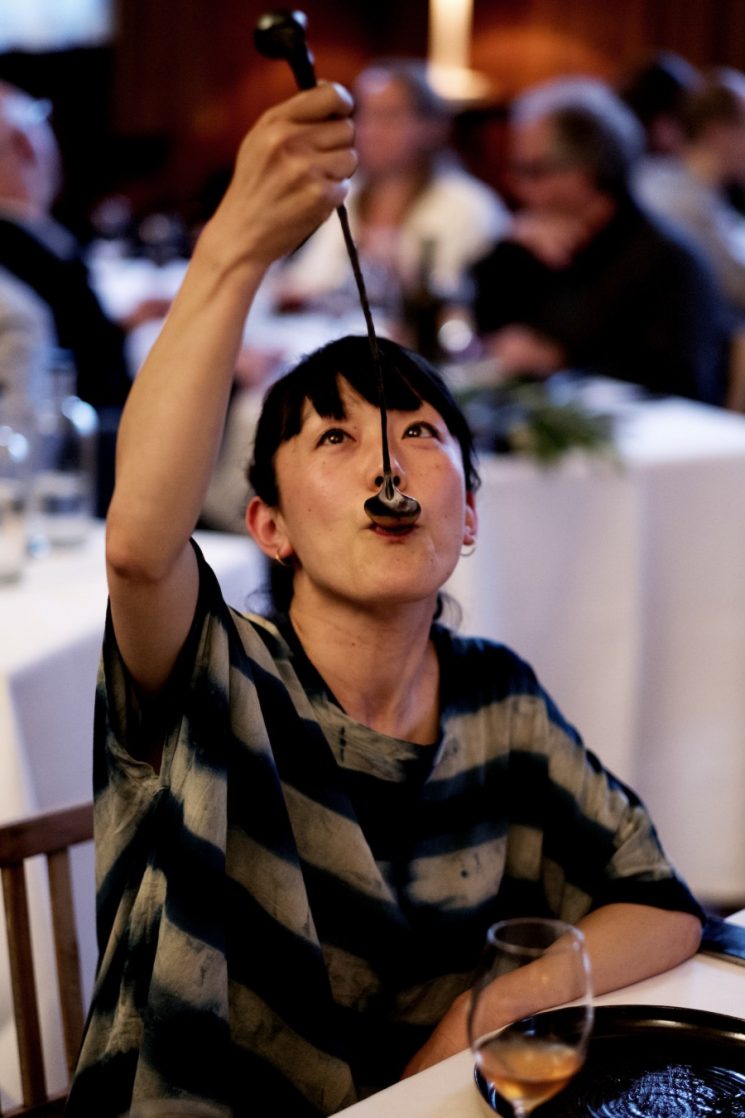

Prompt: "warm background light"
[428,0,473,72]
[427,0,493,105]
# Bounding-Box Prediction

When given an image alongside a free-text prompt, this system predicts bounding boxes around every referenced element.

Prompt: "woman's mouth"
[370,522,416,538]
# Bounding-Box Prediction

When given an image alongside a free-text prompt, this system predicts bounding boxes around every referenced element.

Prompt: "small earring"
[461,542,477,558]
[274,549,293,568]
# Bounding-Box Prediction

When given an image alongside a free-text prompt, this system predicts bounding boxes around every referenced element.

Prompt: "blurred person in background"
[0,81,168,510]
[0,83,131,411]
[634,69,745,323]
[274,58,509,322]
[471,77,729,404]
[620,50,701,157]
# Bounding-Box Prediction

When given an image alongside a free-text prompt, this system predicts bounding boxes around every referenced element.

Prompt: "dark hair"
[249,335,479,617]
[248,334,480,506]
[513,78,644,198]
[356,58,449,123]
[620,51,700,131]
[682,68,745,141]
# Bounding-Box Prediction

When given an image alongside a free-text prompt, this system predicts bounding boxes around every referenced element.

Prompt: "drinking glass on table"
[468,918,593,1116]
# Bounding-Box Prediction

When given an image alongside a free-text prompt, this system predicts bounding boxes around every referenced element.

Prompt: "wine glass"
[468,918,593,1117]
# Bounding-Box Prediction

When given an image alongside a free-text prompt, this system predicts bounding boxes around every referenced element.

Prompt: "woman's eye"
[317,427,349,446]
[404,420,438,439]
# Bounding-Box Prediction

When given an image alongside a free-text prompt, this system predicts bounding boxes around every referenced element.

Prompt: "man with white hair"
[472,77,730,404]
[0,81,131,508]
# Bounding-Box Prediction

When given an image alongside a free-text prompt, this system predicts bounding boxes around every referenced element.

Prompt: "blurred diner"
[634,68,745,323]
[470,77,730,404]
[0,81,170,511]
[0,85,130,407]
[273,58,509,330]
[619,50,701,158]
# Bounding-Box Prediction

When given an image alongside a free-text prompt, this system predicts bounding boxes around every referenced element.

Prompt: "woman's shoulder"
[174,541,296,677]
[433,624,544,702]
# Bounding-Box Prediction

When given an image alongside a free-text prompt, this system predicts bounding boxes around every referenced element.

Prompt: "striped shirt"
[68,543,701,1117]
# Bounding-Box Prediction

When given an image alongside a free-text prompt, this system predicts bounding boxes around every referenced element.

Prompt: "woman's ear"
[246,496,292,563]
[463,490,478,547]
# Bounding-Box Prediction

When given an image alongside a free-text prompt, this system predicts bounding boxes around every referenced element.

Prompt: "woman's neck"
[288,591,441,745]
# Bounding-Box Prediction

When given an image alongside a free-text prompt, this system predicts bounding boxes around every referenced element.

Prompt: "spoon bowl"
[364,481,421,528]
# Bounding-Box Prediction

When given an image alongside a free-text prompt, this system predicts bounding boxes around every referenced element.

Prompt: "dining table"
[332,910,745,1117]
[0,522,267,1111]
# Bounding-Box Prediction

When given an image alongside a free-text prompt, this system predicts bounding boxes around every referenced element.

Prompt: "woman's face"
[253,378,476,613]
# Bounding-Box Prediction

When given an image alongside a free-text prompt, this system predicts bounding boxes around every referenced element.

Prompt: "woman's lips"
[370,522,416,537]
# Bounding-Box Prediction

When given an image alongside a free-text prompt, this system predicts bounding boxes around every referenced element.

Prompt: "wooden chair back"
[0,802,94,1118]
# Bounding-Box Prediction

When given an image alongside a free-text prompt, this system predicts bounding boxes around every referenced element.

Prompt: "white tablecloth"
[333,911,745,1117]
[0,524,266,1109]
[446,396,745,904]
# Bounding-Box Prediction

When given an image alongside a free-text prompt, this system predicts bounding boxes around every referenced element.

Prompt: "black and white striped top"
[68,543,701,1118]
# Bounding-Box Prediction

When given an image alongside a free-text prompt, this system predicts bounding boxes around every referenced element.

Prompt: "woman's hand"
[398,904,701,1083]
[486,325,566,375]
[206,83,357,272]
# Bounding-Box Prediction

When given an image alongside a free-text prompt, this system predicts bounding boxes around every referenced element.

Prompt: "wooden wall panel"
[470,0,745,93]
[101,0,745,213]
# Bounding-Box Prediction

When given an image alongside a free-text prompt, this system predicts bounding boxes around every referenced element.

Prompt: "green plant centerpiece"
[449,368,618,466]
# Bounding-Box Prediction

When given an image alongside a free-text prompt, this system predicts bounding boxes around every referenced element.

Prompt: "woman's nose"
[369,447,406,491]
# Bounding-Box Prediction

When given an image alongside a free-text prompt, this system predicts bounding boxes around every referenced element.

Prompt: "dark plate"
[475,1004,745,1117]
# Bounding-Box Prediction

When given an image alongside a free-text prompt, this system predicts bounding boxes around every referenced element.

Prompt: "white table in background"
[333,911,745,1117]
[446,396,745,905]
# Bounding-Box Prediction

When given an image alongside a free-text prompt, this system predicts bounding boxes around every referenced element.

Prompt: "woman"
[68,85,701,1118]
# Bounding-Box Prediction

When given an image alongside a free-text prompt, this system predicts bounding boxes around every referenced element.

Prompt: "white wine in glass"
[468,918,593,1117]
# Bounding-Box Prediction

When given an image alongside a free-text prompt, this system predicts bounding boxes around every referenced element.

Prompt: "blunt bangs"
[248,335,479,506]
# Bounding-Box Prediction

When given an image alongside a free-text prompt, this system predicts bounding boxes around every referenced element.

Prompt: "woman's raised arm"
[106,84,356,694]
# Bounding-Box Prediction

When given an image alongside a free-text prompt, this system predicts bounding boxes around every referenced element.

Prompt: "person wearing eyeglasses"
[471,77,729,405]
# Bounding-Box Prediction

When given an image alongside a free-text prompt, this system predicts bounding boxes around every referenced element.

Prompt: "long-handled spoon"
[255,10,422,529]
